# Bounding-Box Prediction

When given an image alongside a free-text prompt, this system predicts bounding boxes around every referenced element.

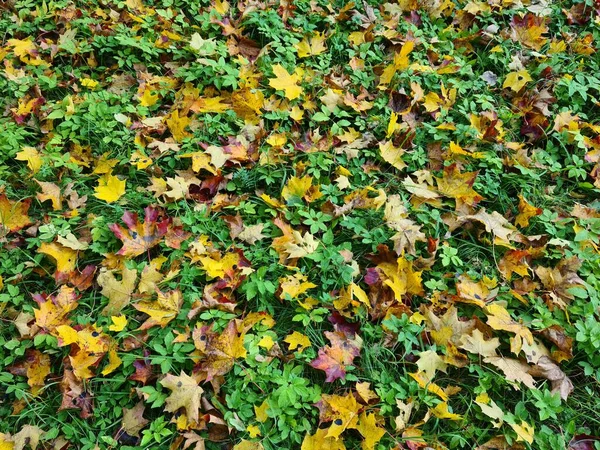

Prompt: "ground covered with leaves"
[1,0,600,449]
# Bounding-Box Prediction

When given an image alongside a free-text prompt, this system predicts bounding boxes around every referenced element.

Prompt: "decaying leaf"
[160,371,204,423]
[310,331,362,382]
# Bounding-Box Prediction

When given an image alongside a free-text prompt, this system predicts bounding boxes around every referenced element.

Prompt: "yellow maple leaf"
[108,315,128,332]
[279,273,316,300]
[246,425,261,438]
[515,194,541,228]
[80,78,98,89]
[38,242,77,274]
[166,110,192,142]
[35,181,62,211]
[379,140,406,171]
[0,194,32,233]
[296,32,327,58]
[510,420,534,444]
[282,175,314,201]
[15,146,42,174]
[94,172,126,203]
[431,402,462,421]
[355,412,386,450]
[56,324,79,346]
[7,38,44,65]
[409,371,448,401]
[284,331,311,353]
[268,64,303,100]
[139,88,159,107]
[254,400,269,423]
[377,256,424,300]
[101,349,123,375]
[134,289,183,330]
[98,267,138,315]
[503,70,533,92]
[301,428,346,450]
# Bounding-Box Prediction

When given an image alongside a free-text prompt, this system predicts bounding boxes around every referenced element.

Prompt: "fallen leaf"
[160,371,204,423]
[284,331,311,353]
[268,64,303,100]
[310,331,362,382]
[134,289,183,330]
[121,401,149,437]
[0,195,32,233]
[98,267,138,315]
[94,172,126,203]
[109,207,171,257]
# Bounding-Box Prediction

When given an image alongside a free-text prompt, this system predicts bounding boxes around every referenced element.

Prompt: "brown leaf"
[529,355,573,400]
[121,402,149,437]
[538,325,573,362]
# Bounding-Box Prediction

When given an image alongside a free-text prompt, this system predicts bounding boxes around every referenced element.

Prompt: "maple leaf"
[193,320,247,386]
[0,195,32,233]
[376,255,424,300]
[503,70,533,92]
[233,441,264,450]
[510,420,535,444]
[356,382,379,403]
[539,325,573,362]
[474,393,505,427]
[510,13,548,50]
[416,350,448,380]
[283,231,319,258]
[94,172,126,203]
[7,38,44,65]
[121,402,149,438]
[378,41,414,87]
[315,393,361,439]
[485,303,534,354]
[134,289,183,330]
[534,257,585,309]
[498,249,531,280]
[446,209,520,245]
[166,109,192,142]
[109,207,171,257]
[232,88,264,122]
[301,428,346,450]
[310,330,362,382]
[279,272,317,300]
[237,223,266,245]
[109,315,127,332]
[529,355,573,400]
[33,285,79,332]
[281,175,315,201]
[160,371,204,423]
[268,64,303,100]
[11,425,44,450]
[435,164,483,207]
[284,331,311,353]
[409,371,449,401]
[483,356,536,389]
[431,402,462,421]
[355,412,386,450]
[59,357,93,418]
[455,274,498,307]
[57,232,89,251]
[296,32,327,58]
[8,349,51,396]
[98,267,138,315]
[16,146,43,174]
[38,241,78,279]
[379,140,406,171]
[459,330,500,357]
